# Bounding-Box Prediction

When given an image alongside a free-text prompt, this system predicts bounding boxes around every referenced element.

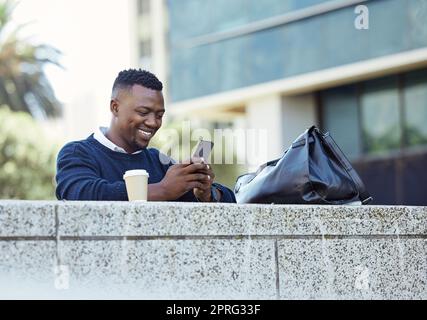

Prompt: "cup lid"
[123,169,149,179]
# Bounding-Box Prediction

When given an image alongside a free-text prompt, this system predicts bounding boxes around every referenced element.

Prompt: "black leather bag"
[234,126,373,205]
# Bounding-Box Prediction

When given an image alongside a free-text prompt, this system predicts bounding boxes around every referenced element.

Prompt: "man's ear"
[110,99,119,116]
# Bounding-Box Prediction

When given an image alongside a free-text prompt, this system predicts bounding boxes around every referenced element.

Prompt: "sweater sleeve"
[175,183,236,203]
[212,182,237,203]
[55,143,128,201]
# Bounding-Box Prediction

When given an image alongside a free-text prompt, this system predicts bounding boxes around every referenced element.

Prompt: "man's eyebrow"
[135,106,165,112]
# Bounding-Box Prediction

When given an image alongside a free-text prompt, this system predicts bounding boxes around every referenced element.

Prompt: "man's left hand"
[192,162,217,202]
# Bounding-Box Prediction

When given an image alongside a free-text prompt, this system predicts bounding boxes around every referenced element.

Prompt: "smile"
[138,129,153,137]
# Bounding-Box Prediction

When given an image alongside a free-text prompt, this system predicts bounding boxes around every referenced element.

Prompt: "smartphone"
[191,140,214,163]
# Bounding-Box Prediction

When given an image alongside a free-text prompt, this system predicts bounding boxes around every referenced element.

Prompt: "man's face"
[112,84,164,152]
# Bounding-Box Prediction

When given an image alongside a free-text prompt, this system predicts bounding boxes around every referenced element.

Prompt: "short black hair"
[112,69,163,93]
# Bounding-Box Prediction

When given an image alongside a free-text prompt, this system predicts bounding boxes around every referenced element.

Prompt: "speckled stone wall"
[0,201,426,299]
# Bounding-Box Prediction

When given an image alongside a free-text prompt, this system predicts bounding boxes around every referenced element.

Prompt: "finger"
[194,178,212,188]
[187,181,204,190]
[186,173,211,182]
[196,180,212,192]
[205,165,215,179]
[195,165,215,181]
[184,163,209,174]
[170,163,189,169]
[197,163,211,173]
[193,186,210,194]
[199,185,212,192]
[193,186,210,198]
[188,174,212,190]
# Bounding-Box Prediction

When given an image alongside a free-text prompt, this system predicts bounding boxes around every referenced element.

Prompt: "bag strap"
[319,129,373,204]
[254,158,280,175]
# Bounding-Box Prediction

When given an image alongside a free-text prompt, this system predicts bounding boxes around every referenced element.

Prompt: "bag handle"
[304,128,338,205]
[319,129,373,204]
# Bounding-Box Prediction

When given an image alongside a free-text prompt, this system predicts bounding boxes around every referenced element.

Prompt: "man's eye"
[137,112,149,116]
[157,113,164,119]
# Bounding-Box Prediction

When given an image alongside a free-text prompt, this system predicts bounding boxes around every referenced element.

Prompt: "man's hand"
[149,162,210,201]
[192,164,215,201]
[191,159,220,202]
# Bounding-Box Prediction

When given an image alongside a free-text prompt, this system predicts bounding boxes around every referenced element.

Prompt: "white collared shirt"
[93,127,143,154]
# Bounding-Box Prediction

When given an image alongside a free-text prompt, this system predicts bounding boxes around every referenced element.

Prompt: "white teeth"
[138,129,152,137]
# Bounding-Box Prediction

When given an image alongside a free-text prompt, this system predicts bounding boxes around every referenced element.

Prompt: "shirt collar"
[94,127,143,154]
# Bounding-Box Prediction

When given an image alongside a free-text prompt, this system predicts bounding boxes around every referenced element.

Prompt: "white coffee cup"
[123,169,149,201]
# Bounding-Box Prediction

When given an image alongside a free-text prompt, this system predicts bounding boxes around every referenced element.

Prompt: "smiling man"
[55,69,236,202]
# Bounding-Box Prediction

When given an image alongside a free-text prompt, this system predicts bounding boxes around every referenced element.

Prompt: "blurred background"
[1,0,426,204]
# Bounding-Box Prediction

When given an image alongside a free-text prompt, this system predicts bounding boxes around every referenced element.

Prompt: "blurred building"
[131,0,168,100]
[135,0,427,205]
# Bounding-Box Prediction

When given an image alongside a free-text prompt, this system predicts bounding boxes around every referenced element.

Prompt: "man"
[56,69,236,202]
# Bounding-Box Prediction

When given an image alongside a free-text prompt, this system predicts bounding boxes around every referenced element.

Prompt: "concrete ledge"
[0,201,426,299]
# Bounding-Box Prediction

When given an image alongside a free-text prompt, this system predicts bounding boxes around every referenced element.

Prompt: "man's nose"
[144,114,157,127]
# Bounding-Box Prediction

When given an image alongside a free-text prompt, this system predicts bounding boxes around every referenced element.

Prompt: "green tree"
[0,0,62,118]
[0,106,59,199]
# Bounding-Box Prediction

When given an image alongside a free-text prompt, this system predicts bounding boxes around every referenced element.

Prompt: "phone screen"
[191,140,214,163]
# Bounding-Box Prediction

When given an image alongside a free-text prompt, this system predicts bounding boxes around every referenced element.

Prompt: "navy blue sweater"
[55,134,236,202]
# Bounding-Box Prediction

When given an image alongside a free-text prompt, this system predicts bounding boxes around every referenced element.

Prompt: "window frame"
[318,68,427,161]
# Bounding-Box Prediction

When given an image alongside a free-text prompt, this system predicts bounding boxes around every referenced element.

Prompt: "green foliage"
[362,125,401,155]
[210,160,247,190]
[406,125,427,146]
[0,106,59,199]
[0,0,62,118]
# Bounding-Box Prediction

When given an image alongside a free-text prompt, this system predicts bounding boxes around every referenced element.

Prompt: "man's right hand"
[148,162,210,201]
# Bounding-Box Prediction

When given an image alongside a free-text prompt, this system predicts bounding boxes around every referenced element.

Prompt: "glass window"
[321,85,361,158]
[137,0,150,16]
[403,69,427,147]
[360,77,401,155]
[320,69,427,158]
[168,0,328,43]
[139,39,151,57]
[169,0,427,102]
[139,39,152,69]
